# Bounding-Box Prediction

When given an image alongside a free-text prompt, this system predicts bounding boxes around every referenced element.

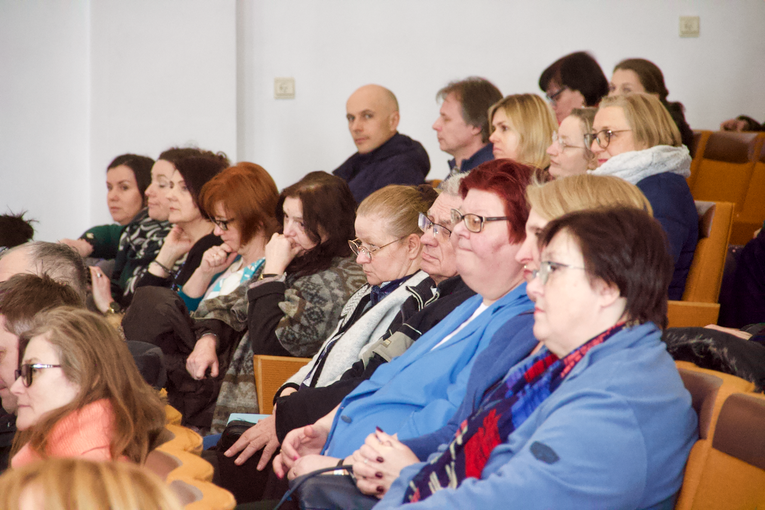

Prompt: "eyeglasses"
[545,86,568,106]
[551,132,586,152]
[450,209,510,234]
[584,129,632,150]
[418,213,452,239]
[530,260,586,285]
[349,236,405,260]
[211,217,234,231]
[15,363,62,388]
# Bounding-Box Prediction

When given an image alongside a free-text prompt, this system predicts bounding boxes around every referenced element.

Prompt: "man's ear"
[389,111,400,131]
[469,123,482,137]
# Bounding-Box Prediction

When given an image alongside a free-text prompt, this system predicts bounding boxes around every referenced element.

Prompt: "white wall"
[240,0,765,188]
[2,0,764,241]
[0,1,90,243]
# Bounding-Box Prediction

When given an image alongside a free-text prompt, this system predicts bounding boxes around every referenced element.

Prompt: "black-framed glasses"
[450,209,510,234]
[349,236,405,260]
[211,217,234,231]
[551,132,587,152]
[545,86,568,106]
[584,129,632,149]
[530,260,586,285]
[15,363,62,388]
[418,213,452,239]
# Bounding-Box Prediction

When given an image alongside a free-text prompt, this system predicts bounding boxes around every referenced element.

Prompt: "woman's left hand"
[286,454,342,481]
[186,335,218,380]
[351,429,419,498]
[89,267,115,314]
[263,233,302,275]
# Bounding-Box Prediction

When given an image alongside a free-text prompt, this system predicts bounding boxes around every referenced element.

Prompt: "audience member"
[0,274,84,472]
[127,153,229,312]
[587,93,698,299]
[59,154,161,307]
[433,77,503,179]
[272,160,537,491]
[0,458,183,510]
[10,307,165,468]
[487,93,557,170]
[546,108,597,178]
[0,211,35,249]
[720,115,764,132]
[217,179,475,504]
[122,163,281,429]
[333,85,430,203]
[539,51,609,124]
[610,58,694,150]
[0,242,88,300]
[369,208,696,509]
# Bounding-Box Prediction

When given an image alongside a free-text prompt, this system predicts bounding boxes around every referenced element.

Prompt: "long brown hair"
[278,171,356,276]
[12,307,166,463]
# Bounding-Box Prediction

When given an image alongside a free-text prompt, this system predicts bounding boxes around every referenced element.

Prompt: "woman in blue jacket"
[359,207,697,510]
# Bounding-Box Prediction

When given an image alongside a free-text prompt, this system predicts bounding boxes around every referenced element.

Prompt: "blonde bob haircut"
[0,458,182,510]
[526,174,653,221]
[12,307,166,463]
[598,93,682,149]
[488,94,557,170]
[356,184,439,240]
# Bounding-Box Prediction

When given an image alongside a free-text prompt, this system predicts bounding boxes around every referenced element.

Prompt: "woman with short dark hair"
[538,51,609,124]
[368,207,697,510]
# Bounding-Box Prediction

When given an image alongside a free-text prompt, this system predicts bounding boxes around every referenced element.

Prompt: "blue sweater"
[322,284,535,458]
[378,323,698,510]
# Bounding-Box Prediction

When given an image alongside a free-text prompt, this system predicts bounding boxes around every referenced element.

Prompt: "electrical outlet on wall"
[679,16,700,38]
[274,77,295,99]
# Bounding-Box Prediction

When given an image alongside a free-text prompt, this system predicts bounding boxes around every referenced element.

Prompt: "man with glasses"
[0,274,84,472]
[333,84,430,204]
[433,77,502,180]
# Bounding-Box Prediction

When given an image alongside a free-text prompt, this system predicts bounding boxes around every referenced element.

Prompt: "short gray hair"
[2,242,88,300]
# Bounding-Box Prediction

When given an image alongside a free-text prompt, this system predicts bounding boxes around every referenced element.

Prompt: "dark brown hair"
[278,171,356,275]
[437,77,503,143]
[459,159,535,243]
[13,307,166,463]
[0,274,84,337]
[540,207,673,328]
[539,51,609,107]
[199,163,280,246]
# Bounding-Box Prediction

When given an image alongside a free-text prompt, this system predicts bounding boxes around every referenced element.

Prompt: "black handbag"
[273,466,379,510]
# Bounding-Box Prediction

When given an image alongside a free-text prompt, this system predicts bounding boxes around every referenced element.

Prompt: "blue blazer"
[322,284,535,458]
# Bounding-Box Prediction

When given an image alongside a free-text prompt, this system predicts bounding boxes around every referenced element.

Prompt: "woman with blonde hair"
[546,108,597,178]
[488,94,557,170]
[587,93,698,299]
[0,458,182,510]
[9,307,166,467]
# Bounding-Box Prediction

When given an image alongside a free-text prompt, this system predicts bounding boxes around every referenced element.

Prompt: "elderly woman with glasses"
[9,307,166,468]
[271,160,538,491]
[367,207,696,510]
[588,93,698,299]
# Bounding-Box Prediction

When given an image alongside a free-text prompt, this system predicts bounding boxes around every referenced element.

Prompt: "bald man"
[333,84,430,203]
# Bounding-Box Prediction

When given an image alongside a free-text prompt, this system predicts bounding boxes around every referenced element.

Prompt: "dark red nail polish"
[377,486,384,493]
[375,426,384,433]
[377,456,384,463]
[375,472,383,479]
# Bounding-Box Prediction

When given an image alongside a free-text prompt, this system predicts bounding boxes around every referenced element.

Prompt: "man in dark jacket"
[333,84,430,203]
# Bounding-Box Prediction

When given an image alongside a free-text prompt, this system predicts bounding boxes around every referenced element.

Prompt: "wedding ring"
[96,272,102,278]
[364,458,369,465]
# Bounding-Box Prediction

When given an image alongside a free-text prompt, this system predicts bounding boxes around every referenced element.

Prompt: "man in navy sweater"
[333,84,430,204]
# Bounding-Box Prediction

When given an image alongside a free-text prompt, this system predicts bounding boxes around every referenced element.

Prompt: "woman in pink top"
[10,307,166,467]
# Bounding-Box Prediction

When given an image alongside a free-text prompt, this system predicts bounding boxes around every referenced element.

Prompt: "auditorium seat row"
[689,131,765,245]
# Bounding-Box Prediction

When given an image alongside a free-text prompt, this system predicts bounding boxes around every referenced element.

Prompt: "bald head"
[346,84,400,154]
